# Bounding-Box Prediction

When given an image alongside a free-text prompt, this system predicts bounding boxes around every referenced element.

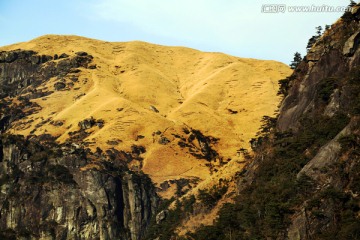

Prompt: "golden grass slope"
[1,35,291,193]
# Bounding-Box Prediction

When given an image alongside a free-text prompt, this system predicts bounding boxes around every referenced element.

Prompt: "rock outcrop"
[0,49,93,99]
[185,6,360,240]
[0,135,158,240]
[252,9,360,240]
[277,10,360,132]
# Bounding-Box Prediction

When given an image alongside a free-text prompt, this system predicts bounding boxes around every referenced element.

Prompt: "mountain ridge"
[0,35,291,193]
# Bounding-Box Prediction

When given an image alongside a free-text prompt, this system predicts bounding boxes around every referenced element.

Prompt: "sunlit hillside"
[1,35,291,196]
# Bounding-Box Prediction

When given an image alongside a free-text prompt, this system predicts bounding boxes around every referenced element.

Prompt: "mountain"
[4,6,360,238]
[0,35,290,239]
[185,5,360,240]
[0,35,290,188]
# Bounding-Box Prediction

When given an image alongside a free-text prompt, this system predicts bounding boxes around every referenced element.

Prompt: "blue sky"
[0,0,350,64]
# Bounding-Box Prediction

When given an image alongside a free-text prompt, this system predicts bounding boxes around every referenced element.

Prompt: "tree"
[342,1,356,21]
[289,52,302,69]
[307,26,323,51]
[278,77,291,96]
[307,36,317,51]
[325,25,331,31]
[316,26,323,36]
[349,0,356,7]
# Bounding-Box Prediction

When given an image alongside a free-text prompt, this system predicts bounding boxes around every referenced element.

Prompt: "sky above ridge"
[0,0,351,64]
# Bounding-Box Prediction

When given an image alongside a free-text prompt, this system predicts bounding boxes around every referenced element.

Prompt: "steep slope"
[0,36,291,239]
[0,35,291,196]
[184,5,360,240]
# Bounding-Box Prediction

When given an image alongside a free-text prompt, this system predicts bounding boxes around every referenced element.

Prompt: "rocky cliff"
[184,5,360,240]
[277,7,360,240]
[0,134,158,240]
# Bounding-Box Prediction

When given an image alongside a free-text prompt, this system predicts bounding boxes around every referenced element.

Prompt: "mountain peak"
[0,36,291,190]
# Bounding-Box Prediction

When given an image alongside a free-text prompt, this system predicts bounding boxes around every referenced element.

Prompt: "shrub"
[318,77,338,103]
[186,225,223,240]
[197,185,228,209]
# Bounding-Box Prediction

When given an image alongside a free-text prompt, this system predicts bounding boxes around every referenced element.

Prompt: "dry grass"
[1,35,291,201]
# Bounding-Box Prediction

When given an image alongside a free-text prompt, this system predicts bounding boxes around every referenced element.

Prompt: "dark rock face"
[0,135,158,240]
[186,8,360,240]
[277,13,360,237]
[277,49,348,131]
[0,49,93,99]
[277,12,360,132]
[0,50,39,98]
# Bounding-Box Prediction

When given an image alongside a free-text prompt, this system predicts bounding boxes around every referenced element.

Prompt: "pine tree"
[316,26,323,36]
[342,1,356,21]
[307,36,317,51]
[307,26,323,51]
[289,52,302,69]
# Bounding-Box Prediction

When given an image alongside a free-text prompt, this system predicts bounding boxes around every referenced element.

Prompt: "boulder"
[156,210,168,224]
[75,51,88,56]
[59,53,69,59]
[78,117,95,130]
[54,82,66,91]
[306,51,322,62]
[88,64,97,69]
[158,137,170,145]
[343,30,360,56]
[150,105,159,113]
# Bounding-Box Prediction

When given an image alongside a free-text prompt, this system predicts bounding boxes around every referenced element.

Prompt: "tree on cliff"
[289,52,302,69]
[307,26,323,51]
